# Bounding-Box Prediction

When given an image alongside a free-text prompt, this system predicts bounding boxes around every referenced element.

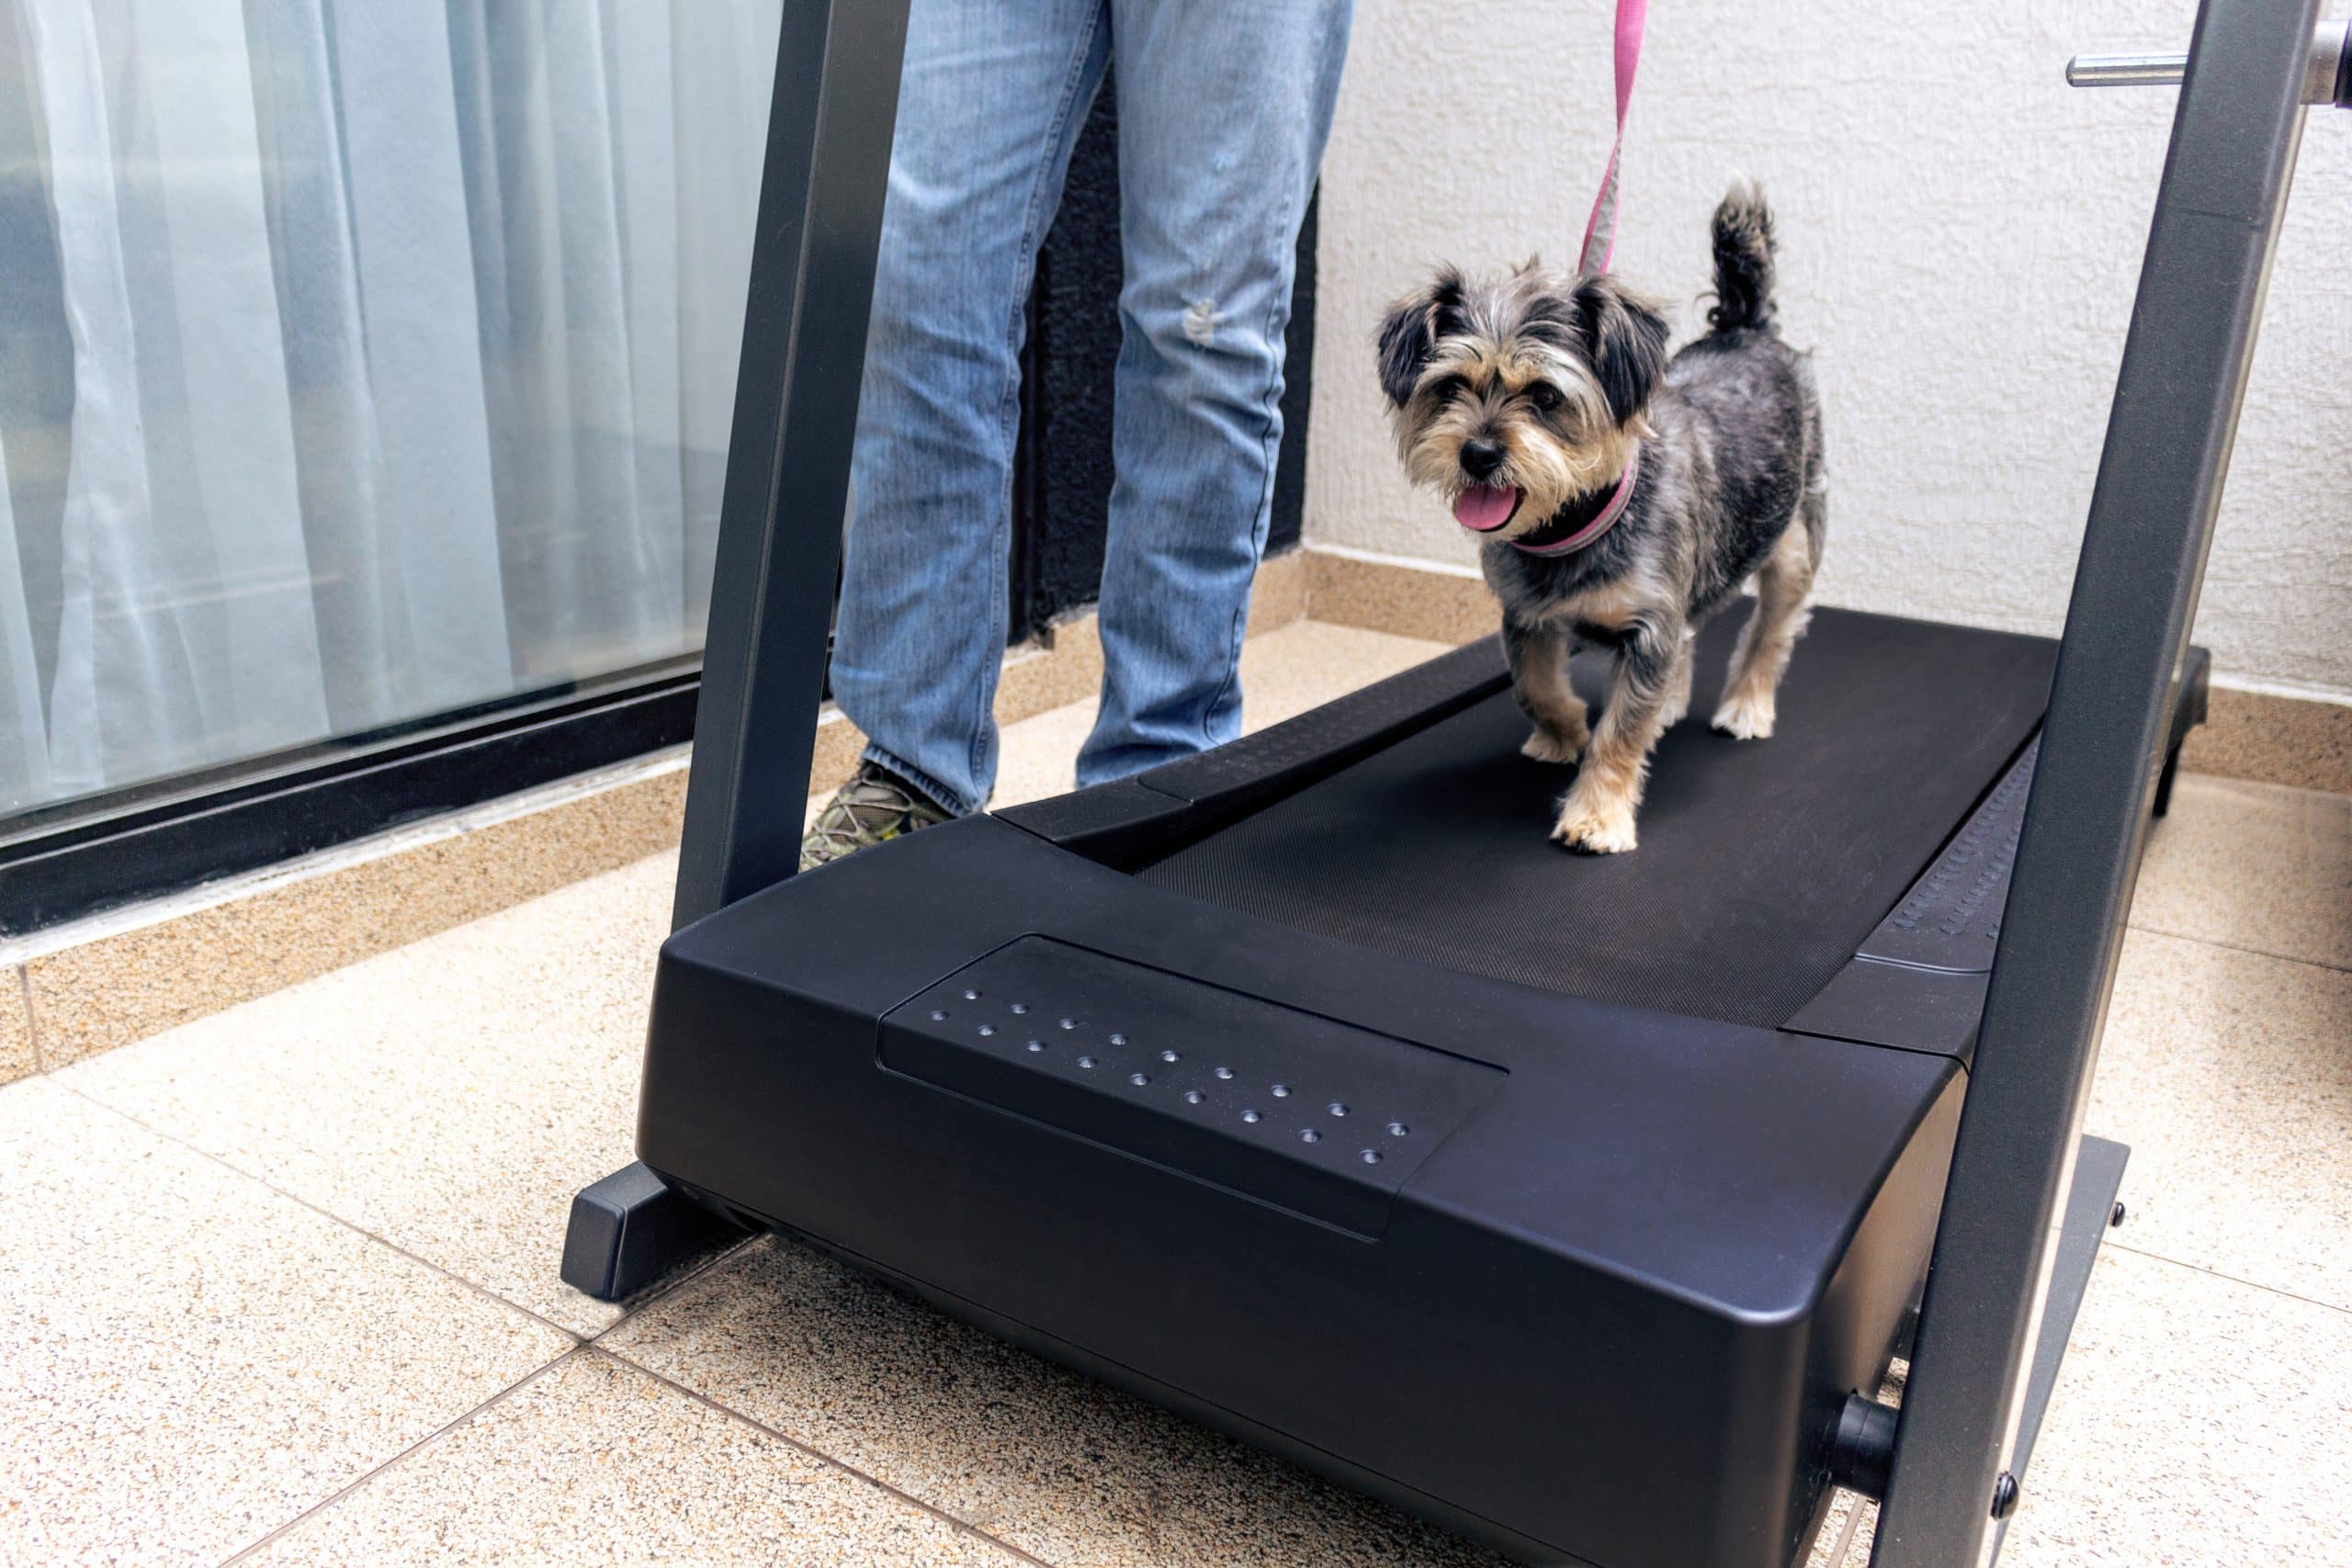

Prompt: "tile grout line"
[65,1035,1031,1553]
[46,1103,860,1562]
[51,1078,589,1345]
[594,1346,1057,1568]
[587,1232,765,1341]
[2126,919,2351,977]
[1821,1494,1865,1567]
[215,1345,591,1565]
[2099,1235,2352,1318]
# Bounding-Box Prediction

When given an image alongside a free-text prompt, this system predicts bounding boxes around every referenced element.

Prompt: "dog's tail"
[1706,182,1776,335]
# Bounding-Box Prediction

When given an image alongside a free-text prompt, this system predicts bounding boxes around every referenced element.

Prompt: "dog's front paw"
[1521,725,1586,765]
[1550,786,1639,854]
[1711,693,1776,740]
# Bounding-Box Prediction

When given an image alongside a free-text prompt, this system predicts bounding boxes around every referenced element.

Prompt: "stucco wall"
[1305,0,2351,697]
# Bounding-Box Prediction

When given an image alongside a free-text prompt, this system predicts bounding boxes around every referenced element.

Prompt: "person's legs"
[1074,0,1355,786]
[829,0,1111,815]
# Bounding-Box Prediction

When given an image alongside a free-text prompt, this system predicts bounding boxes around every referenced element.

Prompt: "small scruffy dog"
[1375,185,1825,853]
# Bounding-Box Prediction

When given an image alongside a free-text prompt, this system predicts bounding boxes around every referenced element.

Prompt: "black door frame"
[0,660,699,936]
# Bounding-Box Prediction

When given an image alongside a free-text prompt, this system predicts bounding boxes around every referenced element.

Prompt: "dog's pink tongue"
[1453,485,1520,532]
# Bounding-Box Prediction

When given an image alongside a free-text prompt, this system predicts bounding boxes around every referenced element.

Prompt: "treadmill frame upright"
[650,2,2325,1564]
[669,0,910,931]
[1871,1,2321,1561]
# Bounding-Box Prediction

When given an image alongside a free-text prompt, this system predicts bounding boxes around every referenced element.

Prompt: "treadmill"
[563,6,2347,1566]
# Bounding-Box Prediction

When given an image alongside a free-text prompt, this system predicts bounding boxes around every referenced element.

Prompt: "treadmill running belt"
[1140,607,2053,1028]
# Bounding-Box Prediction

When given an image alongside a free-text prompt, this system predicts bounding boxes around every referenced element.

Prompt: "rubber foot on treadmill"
[560,1162,749,1302]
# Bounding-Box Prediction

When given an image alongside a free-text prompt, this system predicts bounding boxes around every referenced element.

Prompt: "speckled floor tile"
[0,1077,570,1568]
[58,853,684,1336]
[1236,619,1454,729]
[243,1350,1025,1567]
[2091,928,2352,1310]
[2133,774,2350,971]
[1840,1498,1877,1566]
[988,693,1102,812]
[604,1236,1508,1568]
[1998,1247,2352,1567]
[1810,1254,2352,1568]
[2,965,33,1083]
[21,765,688,1069]
[1802,1486,1866,1567]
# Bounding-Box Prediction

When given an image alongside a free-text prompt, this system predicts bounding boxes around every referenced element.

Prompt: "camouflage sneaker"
[799,762,954,872]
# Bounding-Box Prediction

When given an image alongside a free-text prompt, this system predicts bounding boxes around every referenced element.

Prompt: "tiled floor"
[5,623,2346,1567]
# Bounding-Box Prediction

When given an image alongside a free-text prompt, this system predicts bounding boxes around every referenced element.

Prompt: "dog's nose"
[1460,438,1504,480]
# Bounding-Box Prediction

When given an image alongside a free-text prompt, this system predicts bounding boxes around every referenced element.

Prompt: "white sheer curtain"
[0,0,779,818]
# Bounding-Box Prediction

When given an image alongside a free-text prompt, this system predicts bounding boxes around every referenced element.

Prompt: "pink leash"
[1510,0,1649,559]
[1577,0,1649,276]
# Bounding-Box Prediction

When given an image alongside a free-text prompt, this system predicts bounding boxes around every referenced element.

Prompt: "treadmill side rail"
[997,636,1509,868]
[1787,645,2207,1063]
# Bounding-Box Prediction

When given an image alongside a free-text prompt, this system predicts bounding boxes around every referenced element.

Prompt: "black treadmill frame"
[639,2,2332,1563]
[1874,3,2323,1561]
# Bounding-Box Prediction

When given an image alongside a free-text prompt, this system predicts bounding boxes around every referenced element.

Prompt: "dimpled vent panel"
[1858,739,2038,973]
[879,937,1505,1236]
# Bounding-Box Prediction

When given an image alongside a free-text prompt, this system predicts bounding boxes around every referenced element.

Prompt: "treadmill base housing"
[635,812,1961,1568]
[601,611,2205,1568]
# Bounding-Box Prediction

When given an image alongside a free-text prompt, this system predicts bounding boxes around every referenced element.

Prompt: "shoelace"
[805,773,936,861]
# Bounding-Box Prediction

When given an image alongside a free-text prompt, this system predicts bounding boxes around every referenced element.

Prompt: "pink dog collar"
[1510,449,1641,558]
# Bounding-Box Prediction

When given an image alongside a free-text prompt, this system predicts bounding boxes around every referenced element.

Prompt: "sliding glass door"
[0,6,1319,931]
[0,0,780,826]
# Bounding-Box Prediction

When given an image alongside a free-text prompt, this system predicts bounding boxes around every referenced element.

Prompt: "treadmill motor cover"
[636,609,2135,1568]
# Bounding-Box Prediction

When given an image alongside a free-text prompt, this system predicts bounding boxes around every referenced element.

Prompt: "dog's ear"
[1374,268,1465,409]
[1573,275,1670,424]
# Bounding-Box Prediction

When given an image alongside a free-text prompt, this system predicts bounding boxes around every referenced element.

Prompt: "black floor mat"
[1139,607,2053,1029]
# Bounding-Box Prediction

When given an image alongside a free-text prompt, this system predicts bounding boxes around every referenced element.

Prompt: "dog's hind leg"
[1554,618,1680,853]
[1712,507,1818,740]
[1507,618,1589,764]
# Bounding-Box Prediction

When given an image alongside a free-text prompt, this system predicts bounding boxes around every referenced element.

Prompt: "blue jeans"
[829,0,1355,815]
